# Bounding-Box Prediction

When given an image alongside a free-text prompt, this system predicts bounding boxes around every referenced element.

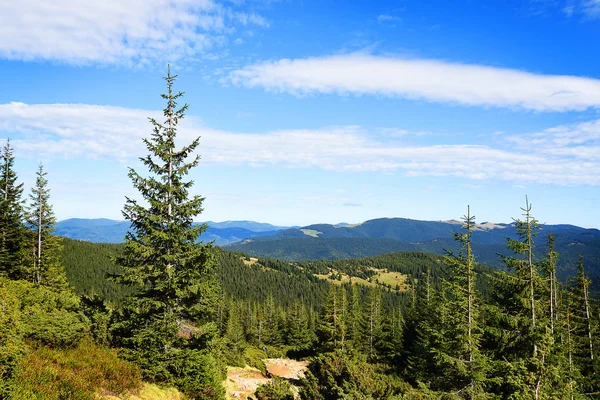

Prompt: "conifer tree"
[347,283,363,349]
[225,302,246,364]
[540,235,559,338]
[570,256,598,394]
[361,287,382,361]
[378,305,403,367]
[0,139,26,279]
[316,285,346,352]
[263,293,283,347]
[485,198,555,399]
[441,206,487,397]
[285,302,313,351]
[25,164,66,289]
[113,67,221,398]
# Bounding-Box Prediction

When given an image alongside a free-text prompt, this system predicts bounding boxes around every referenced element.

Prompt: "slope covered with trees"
[2,69,600,400]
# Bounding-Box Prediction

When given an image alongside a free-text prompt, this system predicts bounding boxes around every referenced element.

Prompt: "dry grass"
[300,229,321,237]
[241,257,408,292]
[316,268,409,292]
[224,366,269,400]
[242,257,259,266]
[102,383,184,400]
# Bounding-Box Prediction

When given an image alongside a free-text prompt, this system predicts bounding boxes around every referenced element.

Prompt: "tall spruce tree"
[0,139,26,279]
[441,206,487,398]
[114,67,221,398]
[485,197,556,399]
[25,164,66,288]
[570,256,599,394]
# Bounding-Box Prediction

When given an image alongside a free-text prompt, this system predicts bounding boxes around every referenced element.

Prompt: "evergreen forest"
[1,69,599,400]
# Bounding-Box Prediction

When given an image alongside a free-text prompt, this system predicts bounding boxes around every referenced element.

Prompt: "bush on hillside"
[10,338,142,400]
[254,377,294,400]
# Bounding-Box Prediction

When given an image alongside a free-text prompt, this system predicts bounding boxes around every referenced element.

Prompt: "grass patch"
[316,268,409,292]
[300,229,321,238]
[103,383,183,400]
[11,338,142,400]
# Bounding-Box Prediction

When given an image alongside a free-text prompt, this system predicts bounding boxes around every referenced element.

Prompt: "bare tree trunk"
[549,238,556,336]
[36,189,42,284]
[567,299,574,400]
[2,152,8,250]
[258,318,262,347]
[584,278,594,360]
[466,206,473,366]
[525,197,537,357]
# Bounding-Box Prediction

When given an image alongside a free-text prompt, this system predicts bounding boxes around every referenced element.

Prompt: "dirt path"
[225,366,270,400]
[264,358,309,380]
[224,359,309,400]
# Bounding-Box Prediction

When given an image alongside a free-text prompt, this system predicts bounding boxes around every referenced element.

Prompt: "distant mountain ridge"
[54,218,289,246]
[237,217,597,244]
[226,217,600,280]
[54,217,600,278]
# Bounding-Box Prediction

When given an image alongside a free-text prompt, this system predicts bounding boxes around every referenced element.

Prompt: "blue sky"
[1,0,599,227]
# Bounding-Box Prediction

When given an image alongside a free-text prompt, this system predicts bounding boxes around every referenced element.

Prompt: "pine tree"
[225,301,246,364]
[316,285,345,352]
[263,293,283,347]
[285,301,313,351]
[361,287,382,361]
[0,139,26,279]
[485,197,555,399]
[113,67,221,398]
[347,283,363,350]
[570,256,598,394]
[25,164,66,289]
[441,206,487,398]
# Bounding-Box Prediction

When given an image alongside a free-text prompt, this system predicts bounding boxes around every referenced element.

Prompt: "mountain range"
[54,218,289,246]
[226,218,600,279]
[54,217,600,279]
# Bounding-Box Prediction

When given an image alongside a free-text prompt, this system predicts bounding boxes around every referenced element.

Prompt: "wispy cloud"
[0,0,268,66]
[504,118,600,160]
[535,0,600,18]
[377,14,402,23]
[229,54,600,112]
[1,102,599,186]
[583,0,600,17]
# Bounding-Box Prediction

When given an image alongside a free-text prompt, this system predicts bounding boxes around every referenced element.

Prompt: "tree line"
[2,68,599,399]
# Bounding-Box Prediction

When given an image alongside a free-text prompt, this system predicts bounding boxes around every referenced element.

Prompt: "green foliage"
[0,280,25,398]
[112,67,222,399]
[3,278,88,349]
[162,349,224,400]
[61,238,132,305]
[25,309,88,349]
[24,164,68,289]
[299,350,411,400]
[254,377,294,400]
[244,347,268,375]
[10,338,142,400]
[0,139,26,280]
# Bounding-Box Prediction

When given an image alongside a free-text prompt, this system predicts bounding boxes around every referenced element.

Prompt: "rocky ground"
[224,358,309,400]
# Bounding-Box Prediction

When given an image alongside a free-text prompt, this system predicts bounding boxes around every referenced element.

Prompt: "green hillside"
[229,234,600,282]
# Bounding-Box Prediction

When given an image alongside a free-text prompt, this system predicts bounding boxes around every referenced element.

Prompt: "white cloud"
[505,119,600,160]
[229,54,600,111]
[0,0,267,66]
[377,14,402,22]
[584,0,600,17]
[1,102,599,186]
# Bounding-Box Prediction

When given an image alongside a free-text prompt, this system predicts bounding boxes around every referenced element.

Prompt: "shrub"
[245,346,268,375]
[23,309,88,348]
[299,350,411,400]
[166,349,225,400]
[0,281,25,398]
[11,338,142,399]
[254,377,294,400]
